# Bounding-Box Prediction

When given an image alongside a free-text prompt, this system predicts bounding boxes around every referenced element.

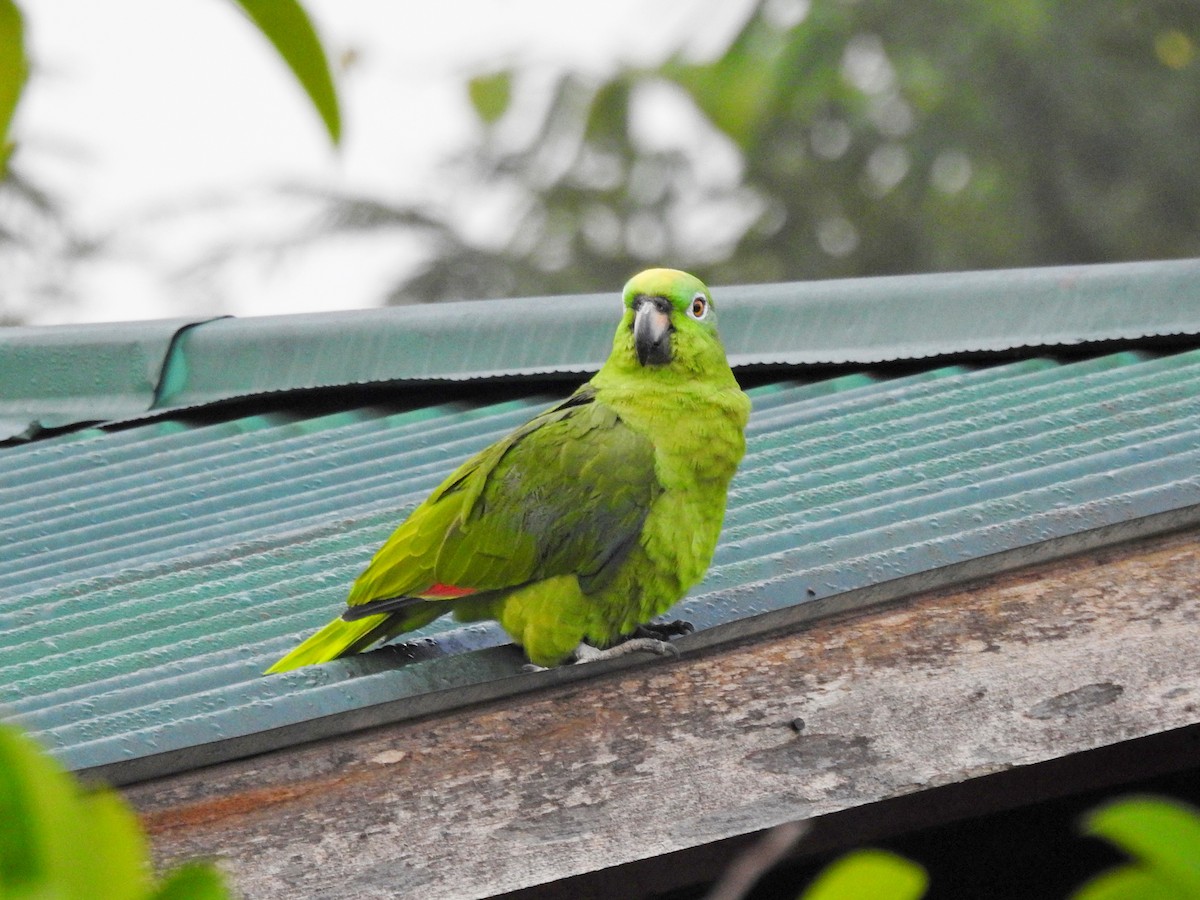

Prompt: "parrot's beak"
[633,296,673,366]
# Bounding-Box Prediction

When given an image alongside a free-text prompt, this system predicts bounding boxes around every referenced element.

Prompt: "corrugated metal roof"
[6,258,1200,440]
[4,341,1200,784]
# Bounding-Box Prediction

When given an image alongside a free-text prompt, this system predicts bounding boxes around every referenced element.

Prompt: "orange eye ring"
[689,293,708,320]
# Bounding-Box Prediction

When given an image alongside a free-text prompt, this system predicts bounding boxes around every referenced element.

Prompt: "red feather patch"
[421,583,478,599]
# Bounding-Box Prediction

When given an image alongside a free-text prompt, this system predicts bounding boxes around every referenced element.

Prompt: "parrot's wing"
[346,386,660,608]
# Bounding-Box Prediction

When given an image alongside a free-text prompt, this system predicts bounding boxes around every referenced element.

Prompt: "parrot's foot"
[632,619,694,641]
[572,638,679,664]
[519,635,683,672]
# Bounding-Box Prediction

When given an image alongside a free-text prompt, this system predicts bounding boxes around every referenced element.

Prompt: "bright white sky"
[14,0,753,325]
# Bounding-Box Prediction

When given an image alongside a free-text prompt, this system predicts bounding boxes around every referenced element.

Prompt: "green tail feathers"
[265,601,448,674]
[264,614,389,675]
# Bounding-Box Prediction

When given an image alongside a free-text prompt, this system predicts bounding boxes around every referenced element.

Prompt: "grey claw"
[572,638,679,664]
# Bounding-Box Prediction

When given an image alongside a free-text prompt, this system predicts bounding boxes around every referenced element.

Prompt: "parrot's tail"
[264,601,448,675]
[264,614,389,675]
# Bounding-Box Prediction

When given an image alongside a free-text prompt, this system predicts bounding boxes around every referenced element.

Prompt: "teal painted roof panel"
[0,318,210,441]
[151,258,1200,408]
[152,297,614,409]
[3,345,1200,783]
[7,259,1200,437]
[722,256,1200,366]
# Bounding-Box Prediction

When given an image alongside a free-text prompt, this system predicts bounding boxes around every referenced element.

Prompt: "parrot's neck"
[588,366,750,491]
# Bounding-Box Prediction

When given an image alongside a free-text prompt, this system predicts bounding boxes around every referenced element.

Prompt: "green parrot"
[265,268,750,673]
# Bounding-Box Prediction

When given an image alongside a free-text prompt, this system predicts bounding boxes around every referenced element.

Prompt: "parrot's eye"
[688,293,708,320]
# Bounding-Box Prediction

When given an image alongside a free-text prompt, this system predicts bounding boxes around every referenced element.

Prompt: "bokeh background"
[4,0,1200,325]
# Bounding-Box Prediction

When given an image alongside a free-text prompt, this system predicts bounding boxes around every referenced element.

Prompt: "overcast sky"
[14,0,751,325]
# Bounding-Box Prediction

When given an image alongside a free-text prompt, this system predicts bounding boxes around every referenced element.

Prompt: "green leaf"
[0,723,80,895]
[800,849,928,900]
[1081,797,1200,897]
[0,0,28,176]
[1073,867,1186,900]
[468,71,512,125]
[151,862,230,900]
[663,14,788,151]
[229,0,341,145]
[0,724,228,899]
[76,788,153,899]
[0,724,156,899]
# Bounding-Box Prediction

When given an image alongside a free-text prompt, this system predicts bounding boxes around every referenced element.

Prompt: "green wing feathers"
[267,388,659,673]
[345,388,614,605]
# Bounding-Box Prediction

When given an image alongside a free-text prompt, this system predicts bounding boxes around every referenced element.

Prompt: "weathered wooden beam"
[126,529,1200,900]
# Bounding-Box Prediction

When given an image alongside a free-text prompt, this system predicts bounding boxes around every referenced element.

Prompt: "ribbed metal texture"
[4,347,1200,780]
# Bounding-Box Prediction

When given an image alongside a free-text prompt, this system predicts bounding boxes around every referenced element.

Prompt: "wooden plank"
[125,529,1200,899]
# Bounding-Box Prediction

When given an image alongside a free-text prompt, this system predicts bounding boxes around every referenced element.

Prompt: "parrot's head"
[617,268,728,375]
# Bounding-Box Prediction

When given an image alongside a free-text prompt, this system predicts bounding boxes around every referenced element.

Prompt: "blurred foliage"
[0,0,25,176]
[7,0,1200,317]
[0,0,340,323]
[378,0,1200,302]
[1075,796,1200,899]
[468,71,513,125]
[730,796,1200,899]
[0,167,103,326]
[231,0,342,145]
[0,723,229,899]
[797,849,928,899]
[0,0,340,161]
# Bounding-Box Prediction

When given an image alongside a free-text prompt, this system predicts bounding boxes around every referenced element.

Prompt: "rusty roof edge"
[78,498,1200,789]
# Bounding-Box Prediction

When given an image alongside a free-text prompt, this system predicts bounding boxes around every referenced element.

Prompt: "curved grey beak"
[633,296,672,366]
